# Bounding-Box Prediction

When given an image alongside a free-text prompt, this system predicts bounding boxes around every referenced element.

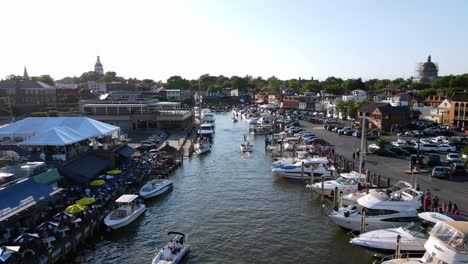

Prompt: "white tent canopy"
[18,126,84,146]
[0,117,120,145]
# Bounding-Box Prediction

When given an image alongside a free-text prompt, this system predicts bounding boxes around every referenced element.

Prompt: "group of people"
[162,239,184,260]
[421,189,460,215]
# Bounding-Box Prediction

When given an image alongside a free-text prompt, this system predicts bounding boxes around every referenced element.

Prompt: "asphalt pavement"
[300,121,468,216]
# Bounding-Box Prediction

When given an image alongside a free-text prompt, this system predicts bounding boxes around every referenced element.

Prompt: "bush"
[47,110,59,117]
[31,112,48,117]
[375,137,389,149]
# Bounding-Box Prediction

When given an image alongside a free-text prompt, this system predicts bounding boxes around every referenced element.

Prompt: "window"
[381,217,418,222]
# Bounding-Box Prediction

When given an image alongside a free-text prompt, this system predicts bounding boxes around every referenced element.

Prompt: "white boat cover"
[0,117,120,145]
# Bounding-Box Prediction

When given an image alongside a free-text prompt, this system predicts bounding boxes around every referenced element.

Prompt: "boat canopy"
[340,171,366,179]
[431,221,468,253]
[418,212,454,224]
[116,194,139,203]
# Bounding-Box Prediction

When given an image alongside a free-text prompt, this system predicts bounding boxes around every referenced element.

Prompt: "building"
[165,89,181,100]
[95,56,104,75]
[87,81,107,93]
[180,90,193,100]
[230,89,245,97]
[414,55,438,83]
[374,92,412,106]
[79,100,193,131]
[449,92,468,128]
[342,90,367,102]
[254,93,269,104]
[281,96,299,109]
[268,94,283,106]
[424,95,446,107]
[358,102,411,130]
[0,80,57,111]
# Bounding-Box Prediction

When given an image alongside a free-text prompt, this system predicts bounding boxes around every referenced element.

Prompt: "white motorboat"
[351,212,457,255]
[342,181,411,206]
[306,171,367,197]
[152,232,190,264]
[240,141,254,152]
[104,194,146,229]
[198,124,214,139]
[328,186,423,232]
[381,221,468,264]
[201,112,216,128]
[139,179,173,199]
[194,139,211,155]
[272,156,329,167]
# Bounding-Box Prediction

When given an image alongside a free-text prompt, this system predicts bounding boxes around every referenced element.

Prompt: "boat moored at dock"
[104,194,146,229]
[139,179,173,199]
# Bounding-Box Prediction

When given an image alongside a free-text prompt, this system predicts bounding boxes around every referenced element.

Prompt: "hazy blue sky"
[1,0,467,81]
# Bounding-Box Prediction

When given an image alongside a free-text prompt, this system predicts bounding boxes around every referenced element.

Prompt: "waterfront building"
[95,55,104,74]
[449,92,468,128]
[80,99,193,131]
[358,102,410,130]
[0,79,57,113]
[414,55,439,83]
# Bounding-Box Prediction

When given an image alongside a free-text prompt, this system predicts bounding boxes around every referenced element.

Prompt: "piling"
[395,235,401,259]
[360,208,366,234]
[321,177,325,203]
[301,161,305,181]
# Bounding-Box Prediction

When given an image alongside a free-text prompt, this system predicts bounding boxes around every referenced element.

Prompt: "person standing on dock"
[352,152,356,160]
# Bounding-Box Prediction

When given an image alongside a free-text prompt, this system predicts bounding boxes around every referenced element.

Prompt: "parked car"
[343,129,357,136]
[387,147,410,156]
[401,146,418,154]
[437,144,456,152]
[420,143,439,153]
[427,154,443,167]
[431,166,450,178]
[338,127,352,135]
[446,153,462,163]
[373,148,397,157]
[450,163,466,176]
[404,131,415,137]
[366,133,378,140]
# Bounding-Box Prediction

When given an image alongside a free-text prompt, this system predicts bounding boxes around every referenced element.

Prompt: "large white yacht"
[328,186,423,232]
[306,171,367,197]
[351,212,458,255]
[104,194,146,229]
[342,181,411,206]
[381,221,468,264]
[198,124,214,139]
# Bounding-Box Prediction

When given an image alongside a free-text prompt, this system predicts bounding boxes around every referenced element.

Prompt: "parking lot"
[300,120,468,215]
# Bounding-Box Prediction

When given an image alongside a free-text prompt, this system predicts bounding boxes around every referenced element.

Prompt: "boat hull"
[140,183,173,199]
[104,205,146,229]
[152,245,190,264]
[328,211,418,232]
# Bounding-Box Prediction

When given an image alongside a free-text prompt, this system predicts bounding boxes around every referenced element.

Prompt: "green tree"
[267,76,281,93]
[166,76,191,90]
[32,75,55,86]
[375,137,389,149]
[300,81,321,93]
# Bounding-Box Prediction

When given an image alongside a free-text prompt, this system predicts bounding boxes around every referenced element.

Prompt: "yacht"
[152,232,190,264]
[139,179,173,199]
[272,156,329,167]
[201,112,216,129]
[194,139,211,155]
[104,194,146,229]
[272,163,333,179]
[198,124,214,139]
[328,186,423,232]
[351,212,457,255]
[342,181,411,206]
[381,221,468,264]
[306,171,367,197]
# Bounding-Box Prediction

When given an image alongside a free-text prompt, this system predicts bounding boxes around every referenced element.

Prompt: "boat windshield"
[430,223,468,253]
[403,221,429,239]
[336,177,346,184]
[343,178,358,185]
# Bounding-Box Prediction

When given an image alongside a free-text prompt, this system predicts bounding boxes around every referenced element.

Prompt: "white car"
[446,153,461,163]
[420,143,439,152]
[437,144,456,152]
[368,144,380,150]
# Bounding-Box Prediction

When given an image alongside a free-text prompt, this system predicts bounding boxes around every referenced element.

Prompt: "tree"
[166,76,191,90]
[5,75,24,81]
[267,76,281,93]
[375,137,389,149]
[64,94,79,104]
[32,75,55,86]
[300,81,321,93]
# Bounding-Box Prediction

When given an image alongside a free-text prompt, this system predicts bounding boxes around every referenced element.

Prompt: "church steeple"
[94,56,104,75]
[428,54,431,62]
[23,66,29,80]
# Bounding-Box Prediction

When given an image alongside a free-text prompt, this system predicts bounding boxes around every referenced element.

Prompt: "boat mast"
[358,112,366,178]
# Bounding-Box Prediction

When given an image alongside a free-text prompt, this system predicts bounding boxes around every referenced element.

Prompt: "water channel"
[80,113,374,264]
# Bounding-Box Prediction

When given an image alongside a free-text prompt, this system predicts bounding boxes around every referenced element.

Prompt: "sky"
[1,0,467,82]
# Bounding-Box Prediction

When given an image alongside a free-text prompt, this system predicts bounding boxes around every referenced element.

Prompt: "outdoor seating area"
[0,149,179,263]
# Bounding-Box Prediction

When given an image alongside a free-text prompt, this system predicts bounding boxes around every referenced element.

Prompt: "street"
[300,121,468,216]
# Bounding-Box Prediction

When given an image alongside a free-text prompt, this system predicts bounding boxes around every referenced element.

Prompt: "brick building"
[358,102,410,131]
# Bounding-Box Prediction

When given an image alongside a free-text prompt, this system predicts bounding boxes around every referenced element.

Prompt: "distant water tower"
[414,55,438,83]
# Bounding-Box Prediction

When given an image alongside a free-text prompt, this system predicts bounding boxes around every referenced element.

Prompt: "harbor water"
[79,113,374,264]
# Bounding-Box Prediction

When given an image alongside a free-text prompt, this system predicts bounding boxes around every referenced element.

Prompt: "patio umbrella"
[89,179,105,187]
[64,204,87,214]
[52,212,72,223]
[35,221,59,232]
[76,197,96,206]
[0,246,20,262]
[13,233,40,245]
[106,170,121,175]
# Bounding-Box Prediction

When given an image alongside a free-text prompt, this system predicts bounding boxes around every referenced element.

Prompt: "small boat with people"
[380,221,468,264]
[139,179,173,199]
[240,134,254,152]
[104,194,146,229]
[152,232,190,264]
[194,138,211,155]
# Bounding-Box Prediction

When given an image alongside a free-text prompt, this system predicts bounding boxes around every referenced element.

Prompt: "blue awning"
[60,154,112,183]
[0,178,62,221]
[117,145,135,158]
